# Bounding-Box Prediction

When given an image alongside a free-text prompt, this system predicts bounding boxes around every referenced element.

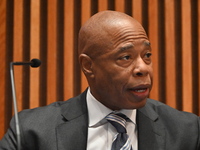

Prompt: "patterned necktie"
[106,113,133,150]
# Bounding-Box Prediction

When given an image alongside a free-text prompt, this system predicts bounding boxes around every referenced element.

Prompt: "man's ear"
[79,54,94,77]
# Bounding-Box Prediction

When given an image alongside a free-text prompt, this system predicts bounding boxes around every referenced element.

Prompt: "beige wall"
[0,0,200,138]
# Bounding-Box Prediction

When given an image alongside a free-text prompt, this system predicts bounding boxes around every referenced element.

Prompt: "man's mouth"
[133,88,147,93]
[128,84,151,99]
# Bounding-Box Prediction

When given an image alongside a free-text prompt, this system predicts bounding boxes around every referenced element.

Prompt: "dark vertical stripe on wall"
[40,0,47,106]
[91,0,98,15]
[174,0,182,111]
[125,0,132,16]
[5,0,14,131]
[23,0,31,109]
[73,0,81,96]
[142,0,148,35]
[158,0,166,103]
[191,0,199,114]
[57,0,64,101]
[108,0,115,10]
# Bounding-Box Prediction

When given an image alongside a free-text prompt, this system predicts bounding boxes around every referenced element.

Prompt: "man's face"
[89,20,153,110]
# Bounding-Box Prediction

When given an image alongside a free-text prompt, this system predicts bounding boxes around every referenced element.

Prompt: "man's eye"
[145,53,152,58]
[121,55,130,60]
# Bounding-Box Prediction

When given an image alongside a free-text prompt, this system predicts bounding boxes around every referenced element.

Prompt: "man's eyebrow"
[118,44,134,52]
[144,41,151,46]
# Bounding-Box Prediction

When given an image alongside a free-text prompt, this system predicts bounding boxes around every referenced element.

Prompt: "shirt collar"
[86,88,137,127]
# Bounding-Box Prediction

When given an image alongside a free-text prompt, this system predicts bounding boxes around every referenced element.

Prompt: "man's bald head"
[78,11,152,110]
[78,10,147,58]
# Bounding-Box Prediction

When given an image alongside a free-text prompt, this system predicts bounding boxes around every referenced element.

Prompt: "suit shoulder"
[19,101,66,116]
[146,98,199,120]
[17,93,85,124]
[19,94,81,114]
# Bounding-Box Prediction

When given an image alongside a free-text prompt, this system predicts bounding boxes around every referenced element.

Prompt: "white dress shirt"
[86,88,138,150]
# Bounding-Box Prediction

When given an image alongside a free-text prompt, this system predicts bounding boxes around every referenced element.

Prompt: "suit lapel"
[137,100,166,150]
[56,91,88,150]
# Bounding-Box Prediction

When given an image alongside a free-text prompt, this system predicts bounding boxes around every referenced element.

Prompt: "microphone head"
[31,59,41,67]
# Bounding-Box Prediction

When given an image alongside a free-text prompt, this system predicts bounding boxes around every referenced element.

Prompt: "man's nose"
[132,58,149,77]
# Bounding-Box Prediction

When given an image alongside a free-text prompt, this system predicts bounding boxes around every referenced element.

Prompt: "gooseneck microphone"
[12,58,41,67]
[10,58,41,150]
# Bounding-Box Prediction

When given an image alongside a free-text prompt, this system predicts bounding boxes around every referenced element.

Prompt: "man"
[0,10,200,150]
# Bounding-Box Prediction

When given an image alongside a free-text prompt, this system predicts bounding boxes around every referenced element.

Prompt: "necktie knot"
[106,113,128,133]
[106,113,133,150]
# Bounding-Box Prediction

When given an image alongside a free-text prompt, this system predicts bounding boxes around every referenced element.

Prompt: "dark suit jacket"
[1,90,200,150]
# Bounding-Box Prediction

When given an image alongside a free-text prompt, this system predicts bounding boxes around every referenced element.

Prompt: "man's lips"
[128,84,151,90]
[128,84,151,98]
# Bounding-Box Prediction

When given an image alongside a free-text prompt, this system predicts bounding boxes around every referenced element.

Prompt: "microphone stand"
[10,62,21,150]
[9,59,41,150]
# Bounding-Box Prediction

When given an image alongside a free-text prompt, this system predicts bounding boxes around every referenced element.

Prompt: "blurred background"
[0,0,199,138]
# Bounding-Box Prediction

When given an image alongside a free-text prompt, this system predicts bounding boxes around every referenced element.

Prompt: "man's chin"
[128,98,147,109]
